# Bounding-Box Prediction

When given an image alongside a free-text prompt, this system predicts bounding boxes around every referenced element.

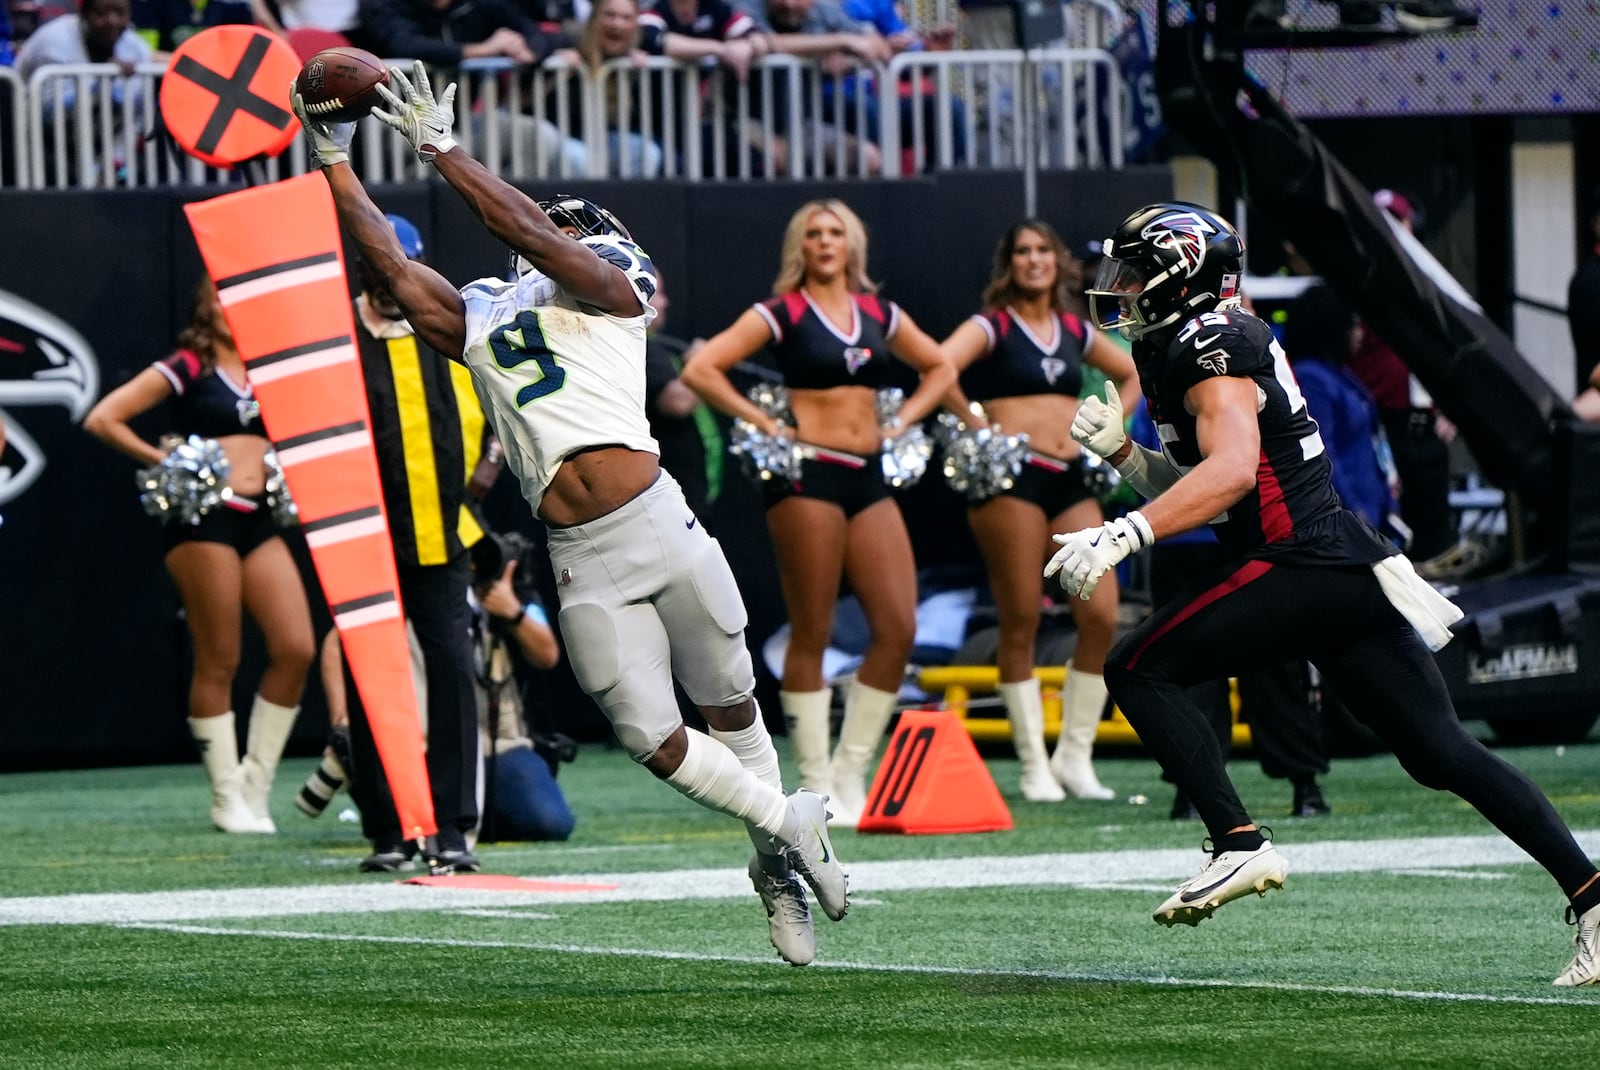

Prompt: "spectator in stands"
[682,198,954,827]
[246,0,362,46]
[360,0,580,174]
[840,0,961,170]
[83,277,314,836]
[552,0,665,175]
[644,269,722,522]
[1569,183,1600,404]
[641,0,766,78]
[936,219,1138,802]
[632,0,769,174]
[953,0,1019,163]
[733,0,890,174]
[16,0,160,106]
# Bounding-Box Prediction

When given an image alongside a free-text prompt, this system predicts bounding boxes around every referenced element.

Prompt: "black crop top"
[153,350,266,439]
[753,291,900,390]
[958,308,1091,402]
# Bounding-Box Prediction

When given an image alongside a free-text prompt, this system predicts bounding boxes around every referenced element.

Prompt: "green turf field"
[5,733,1600,1068]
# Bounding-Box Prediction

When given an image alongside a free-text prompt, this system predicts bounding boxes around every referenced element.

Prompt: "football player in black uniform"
[1047,202,1600,986]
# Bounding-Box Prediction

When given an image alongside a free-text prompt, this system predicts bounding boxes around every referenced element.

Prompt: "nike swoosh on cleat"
[686,517,697,529]
[812,824,829,863]
[1178,860,1254,903]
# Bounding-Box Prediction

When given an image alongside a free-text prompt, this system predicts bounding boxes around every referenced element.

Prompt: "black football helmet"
[1086,202,1245,339]
[538,194,630,240]
[513,195,631,278]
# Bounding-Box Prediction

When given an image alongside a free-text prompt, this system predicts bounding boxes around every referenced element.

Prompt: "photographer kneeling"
[471,530,577,843]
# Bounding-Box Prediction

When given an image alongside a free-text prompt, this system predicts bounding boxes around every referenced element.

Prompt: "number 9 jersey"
[458,236,662,508]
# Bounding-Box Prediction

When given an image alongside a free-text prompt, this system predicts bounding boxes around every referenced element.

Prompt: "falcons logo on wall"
[0,289,100,507]
[1142,210,1216,279]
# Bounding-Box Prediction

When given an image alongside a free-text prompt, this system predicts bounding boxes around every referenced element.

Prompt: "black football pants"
[346,554,480,842]
[1105,556,1596,896]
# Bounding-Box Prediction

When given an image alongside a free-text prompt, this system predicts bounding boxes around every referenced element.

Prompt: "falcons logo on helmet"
[1143,210,1217,279]
[0,288,100,507]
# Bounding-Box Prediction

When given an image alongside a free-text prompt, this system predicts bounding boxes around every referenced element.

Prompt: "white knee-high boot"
[240,695,300,832]
[189,712,272,833]
[829,679,898,827]
[1050,665,1116,800]
[1001,677,1066,802]
[780,689,834,798]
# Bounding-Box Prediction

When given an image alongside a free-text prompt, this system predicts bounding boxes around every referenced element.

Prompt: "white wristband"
[1124,509,1155,549]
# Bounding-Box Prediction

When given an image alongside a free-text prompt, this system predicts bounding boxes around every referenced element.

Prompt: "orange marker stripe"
[185,174,436,841]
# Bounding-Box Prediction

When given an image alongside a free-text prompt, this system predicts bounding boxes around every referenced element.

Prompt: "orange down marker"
[160,26,301,169]
[185,174,437,842]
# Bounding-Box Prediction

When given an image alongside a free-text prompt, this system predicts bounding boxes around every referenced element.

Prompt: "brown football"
[295,47,390,124]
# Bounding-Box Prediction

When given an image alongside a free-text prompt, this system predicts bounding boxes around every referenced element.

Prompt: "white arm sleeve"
[1116,441,1184,499]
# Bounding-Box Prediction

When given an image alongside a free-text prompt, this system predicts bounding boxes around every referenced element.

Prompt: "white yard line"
[115,922,1598,1008]
[2,831,1597,927]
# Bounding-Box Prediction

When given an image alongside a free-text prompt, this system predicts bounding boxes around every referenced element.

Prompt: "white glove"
[289,84,355,168]
[1071,380,1127,461]
[372,59,459,163]
[1044,511,1154,601]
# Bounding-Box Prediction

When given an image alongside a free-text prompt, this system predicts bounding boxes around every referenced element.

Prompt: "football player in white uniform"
[291,61,847,967]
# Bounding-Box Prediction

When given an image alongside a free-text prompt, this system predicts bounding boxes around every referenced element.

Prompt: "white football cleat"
[779,789,849,921]
[1154,841,1289,927]
[1553,902,1600,986]
[749,853,816,967]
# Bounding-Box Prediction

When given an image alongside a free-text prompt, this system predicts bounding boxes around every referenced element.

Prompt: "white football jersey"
[459,237,661,508]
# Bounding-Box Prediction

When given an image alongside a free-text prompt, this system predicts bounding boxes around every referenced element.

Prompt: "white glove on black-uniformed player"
[373,59,459,163]
[1045,511,1155,601]
[1070,379,1127,460]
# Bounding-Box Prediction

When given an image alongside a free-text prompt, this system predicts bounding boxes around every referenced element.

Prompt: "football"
[295,47,390,124]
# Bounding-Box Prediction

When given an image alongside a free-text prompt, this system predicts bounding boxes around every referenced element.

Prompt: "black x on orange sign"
[159,26,302,169]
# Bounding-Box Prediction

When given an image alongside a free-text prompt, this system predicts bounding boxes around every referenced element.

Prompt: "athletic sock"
[665,727,789,837]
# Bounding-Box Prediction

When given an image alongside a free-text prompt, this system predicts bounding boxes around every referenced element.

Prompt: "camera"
[470,530,544,606]
[532,731,578,775]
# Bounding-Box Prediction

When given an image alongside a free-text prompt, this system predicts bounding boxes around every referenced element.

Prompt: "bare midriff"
[981,394,1082,460]
[790,385,881,455]
[539,445,662,527]
[218,434,271,497]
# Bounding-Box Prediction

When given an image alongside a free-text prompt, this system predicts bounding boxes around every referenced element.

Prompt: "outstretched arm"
[430,150,639,315]
[322,165,466,358]
[291,86,466,357]
[372,60,638,316]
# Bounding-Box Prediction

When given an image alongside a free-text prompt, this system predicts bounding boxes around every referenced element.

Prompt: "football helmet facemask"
[511,195,632,278]
[1086,203,1245,339]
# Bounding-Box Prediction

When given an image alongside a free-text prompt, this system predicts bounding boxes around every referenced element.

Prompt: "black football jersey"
[1136,308,1393,566]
